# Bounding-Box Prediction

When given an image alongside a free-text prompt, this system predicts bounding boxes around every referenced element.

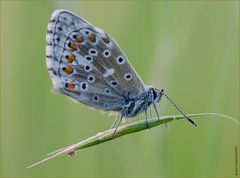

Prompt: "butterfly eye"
[80,82,88,91]
[152,89,157,100]
[116,56,125,64]
[89,49,98,56]
[103,50,111,58]
[124,73,132,81]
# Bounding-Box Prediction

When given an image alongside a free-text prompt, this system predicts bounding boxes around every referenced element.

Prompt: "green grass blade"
[27,113,239,168]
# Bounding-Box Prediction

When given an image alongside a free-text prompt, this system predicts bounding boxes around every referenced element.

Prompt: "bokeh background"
[1,0,239,177]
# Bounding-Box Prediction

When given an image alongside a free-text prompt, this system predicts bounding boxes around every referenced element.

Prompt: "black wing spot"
[104,88,111,94]
[103,50,111,57]
[85,65,91,72]
[110,80,118,87]
[93,95,99,101]
[124,73,132,81]
[85,55,93,62]
[80,82,88,91]
[88,75,95,82]
[116,56,125,64]
[89,49,98,56]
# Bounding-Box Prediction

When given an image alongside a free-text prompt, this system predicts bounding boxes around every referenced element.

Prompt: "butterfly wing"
[46,9,145,111]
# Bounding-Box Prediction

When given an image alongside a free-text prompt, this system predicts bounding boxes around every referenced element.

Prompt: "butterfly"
[46,9,196,132]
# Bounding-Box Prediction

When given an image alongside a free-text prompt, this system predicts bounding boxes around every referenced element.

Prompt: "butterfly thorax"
[121,87,163,118]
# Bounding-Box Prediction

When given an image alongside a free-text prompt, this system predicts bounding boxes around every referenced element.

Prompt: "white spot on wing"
[103,68,115,78]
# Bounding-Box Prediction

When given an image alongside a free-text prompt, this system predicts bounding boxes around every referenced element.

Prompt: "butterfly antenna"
[160,89,197,126]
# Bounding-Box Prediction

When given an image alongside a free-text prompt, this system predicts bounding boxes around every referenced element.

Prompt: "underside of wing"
[46,10,146,111]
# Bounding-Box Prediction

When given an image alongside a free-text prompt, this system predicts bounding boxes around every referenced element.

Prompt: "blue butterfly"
[46,9,196,132]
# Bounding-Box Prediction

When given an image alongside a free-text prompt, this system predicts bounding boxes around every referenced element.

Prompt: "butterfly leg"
[153,103,160,121]
[154,102,168,128]
[144,106,150,129]
[110,114,119,129]
[149,105,153,120]
[113,114,123,134]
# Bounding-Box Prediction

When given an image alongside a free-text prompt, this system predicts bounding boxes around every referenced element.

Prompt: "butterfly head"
[148,87,163,104]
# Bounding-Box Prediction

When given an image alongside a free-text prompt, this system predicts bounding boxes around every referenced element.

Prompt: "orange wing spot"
[63,66,74,75]
[76,36,84,43]
[68,54,75,63]
[68,83,75,89]
[70,43,77,51]
[102,37,110,44]
[88,33,96,42]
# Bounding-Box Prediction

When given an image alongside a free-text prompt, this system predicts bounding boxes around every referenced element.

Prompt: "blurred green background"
[1,0,239,177]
